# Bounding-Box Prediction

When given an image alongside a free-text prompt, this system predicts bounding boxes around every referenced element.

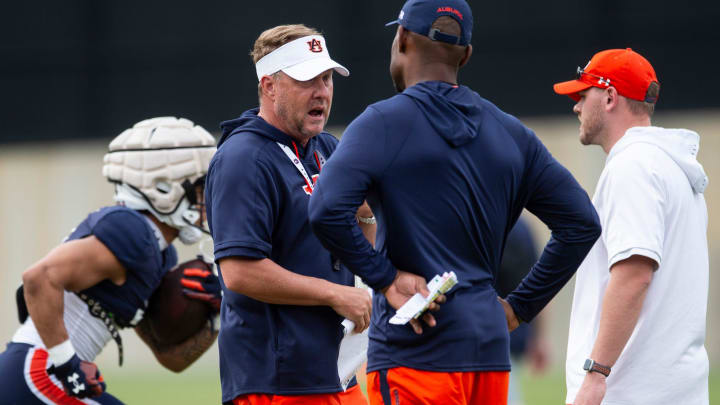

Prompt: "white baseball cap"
[255,35,350,82]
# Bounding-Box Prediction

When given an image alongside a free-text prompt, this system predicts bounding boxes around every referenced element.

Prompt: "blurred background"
[1,1,718,403]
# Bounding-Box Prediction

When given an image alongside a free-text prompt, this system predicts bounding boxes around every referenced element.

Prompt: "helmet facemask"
[176,176,210,245]
[103,117,217,246]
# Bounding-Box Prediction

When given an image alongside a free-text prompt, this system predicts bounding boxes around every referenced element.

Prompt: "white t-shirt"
[566,127,709,405]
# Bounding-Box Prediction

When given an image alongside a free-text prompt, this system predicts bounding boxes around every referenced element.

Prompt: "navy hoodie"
[206,108,355,401]
[309,81,600,372]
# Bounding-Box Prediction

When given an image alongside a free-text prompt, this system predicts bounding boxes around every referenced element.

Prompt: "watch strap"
[583,358,611,377]
[357,216,376,225]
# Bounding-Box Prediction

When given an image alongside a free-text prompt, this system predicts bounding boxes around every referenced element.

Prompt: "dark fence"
[2,0,718,142]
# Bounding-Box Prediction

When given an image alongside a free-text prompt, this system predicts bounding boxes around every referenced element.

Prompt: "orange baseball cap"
[553,48,660,103]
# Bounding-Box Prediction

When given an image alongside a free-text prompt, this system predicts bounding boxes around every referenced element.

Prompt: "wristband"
[48,339,76,366]
[357,216,376,225]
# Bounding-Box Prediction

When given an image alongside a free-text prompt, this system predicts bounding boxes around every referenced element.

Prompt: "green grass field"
[517,368,720,404]
[104,366,719,404]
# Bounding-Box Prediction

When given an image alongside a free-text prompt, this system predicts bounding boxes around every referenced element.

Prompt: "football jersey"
[12,206,177,363]
[69,206,178,327]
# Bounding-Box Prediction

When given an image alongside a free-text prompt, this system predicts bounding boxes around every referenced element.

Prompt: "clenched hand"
[383,270,446,334]
[330,285,372,333]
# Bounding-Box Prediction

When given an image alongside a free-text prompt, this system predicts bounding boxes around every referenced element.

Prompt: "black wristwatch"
[583,358,611,377]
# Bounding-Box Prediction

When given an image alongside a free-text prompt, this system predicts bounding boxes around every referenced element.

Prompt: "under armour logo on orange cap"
[553,48,660,103]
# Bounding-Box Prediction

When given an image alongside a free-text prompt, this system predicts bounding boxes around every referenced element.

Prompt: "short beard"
[580,103,605,146]
[275,97,320,141]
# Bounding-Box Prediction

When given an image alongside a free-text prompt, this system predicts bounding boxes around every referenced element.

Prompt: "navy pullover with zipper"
[309,81,601,372]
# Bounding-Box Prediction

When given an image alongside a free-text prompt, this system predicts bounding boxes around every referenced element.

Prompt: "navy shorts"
[0,342,124,405]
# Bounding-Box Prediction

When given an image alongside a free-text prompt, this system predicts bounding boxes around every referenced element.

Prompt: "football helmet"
[103,117,216,244]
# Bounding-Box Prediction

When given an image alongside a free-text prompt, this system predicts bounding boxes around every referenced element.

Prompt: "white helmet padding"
[103,117,216,244]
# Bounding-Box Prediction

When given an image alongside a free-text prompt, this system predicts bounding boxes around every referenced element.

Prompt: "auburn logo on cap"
[307,39,323,53]
[437,6,463,20]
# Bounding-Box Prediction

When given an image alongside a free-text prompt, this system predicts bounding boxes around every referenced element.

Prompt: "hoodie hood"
[219,108,304,149]
[402,81,483,147]
[219,108,261,147]
[610,126,708,193]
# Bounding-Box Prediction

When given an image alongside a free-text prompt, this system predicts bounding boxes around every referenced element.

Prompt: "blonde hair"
[251,24,321,101]
[251,24,320,63]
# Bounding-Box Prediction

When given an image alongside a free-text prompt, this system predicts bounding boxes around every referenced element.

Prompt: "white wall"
[1,109,717,371]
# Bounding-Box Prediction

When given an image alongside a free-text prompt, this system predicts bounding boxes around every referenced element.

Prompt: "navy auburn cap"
[386,0,473,46]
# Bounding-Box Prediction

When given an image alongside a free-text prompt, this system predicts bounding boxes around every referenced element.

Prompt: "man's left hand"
[573,372,606,405]
[497,297,520,332]
[181,267,222,313]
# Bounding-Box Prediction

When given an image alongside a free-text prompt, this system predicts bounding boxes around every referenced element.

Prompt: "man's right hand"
[329,285,372,333]
[52,353,106,398]
[383,270,445,335]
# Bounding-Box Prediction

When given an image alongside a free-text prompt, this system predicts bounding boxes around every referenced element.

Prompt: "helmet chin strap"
[178,226,203,245]
[114,184,208,245]
[177,207,209,245]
